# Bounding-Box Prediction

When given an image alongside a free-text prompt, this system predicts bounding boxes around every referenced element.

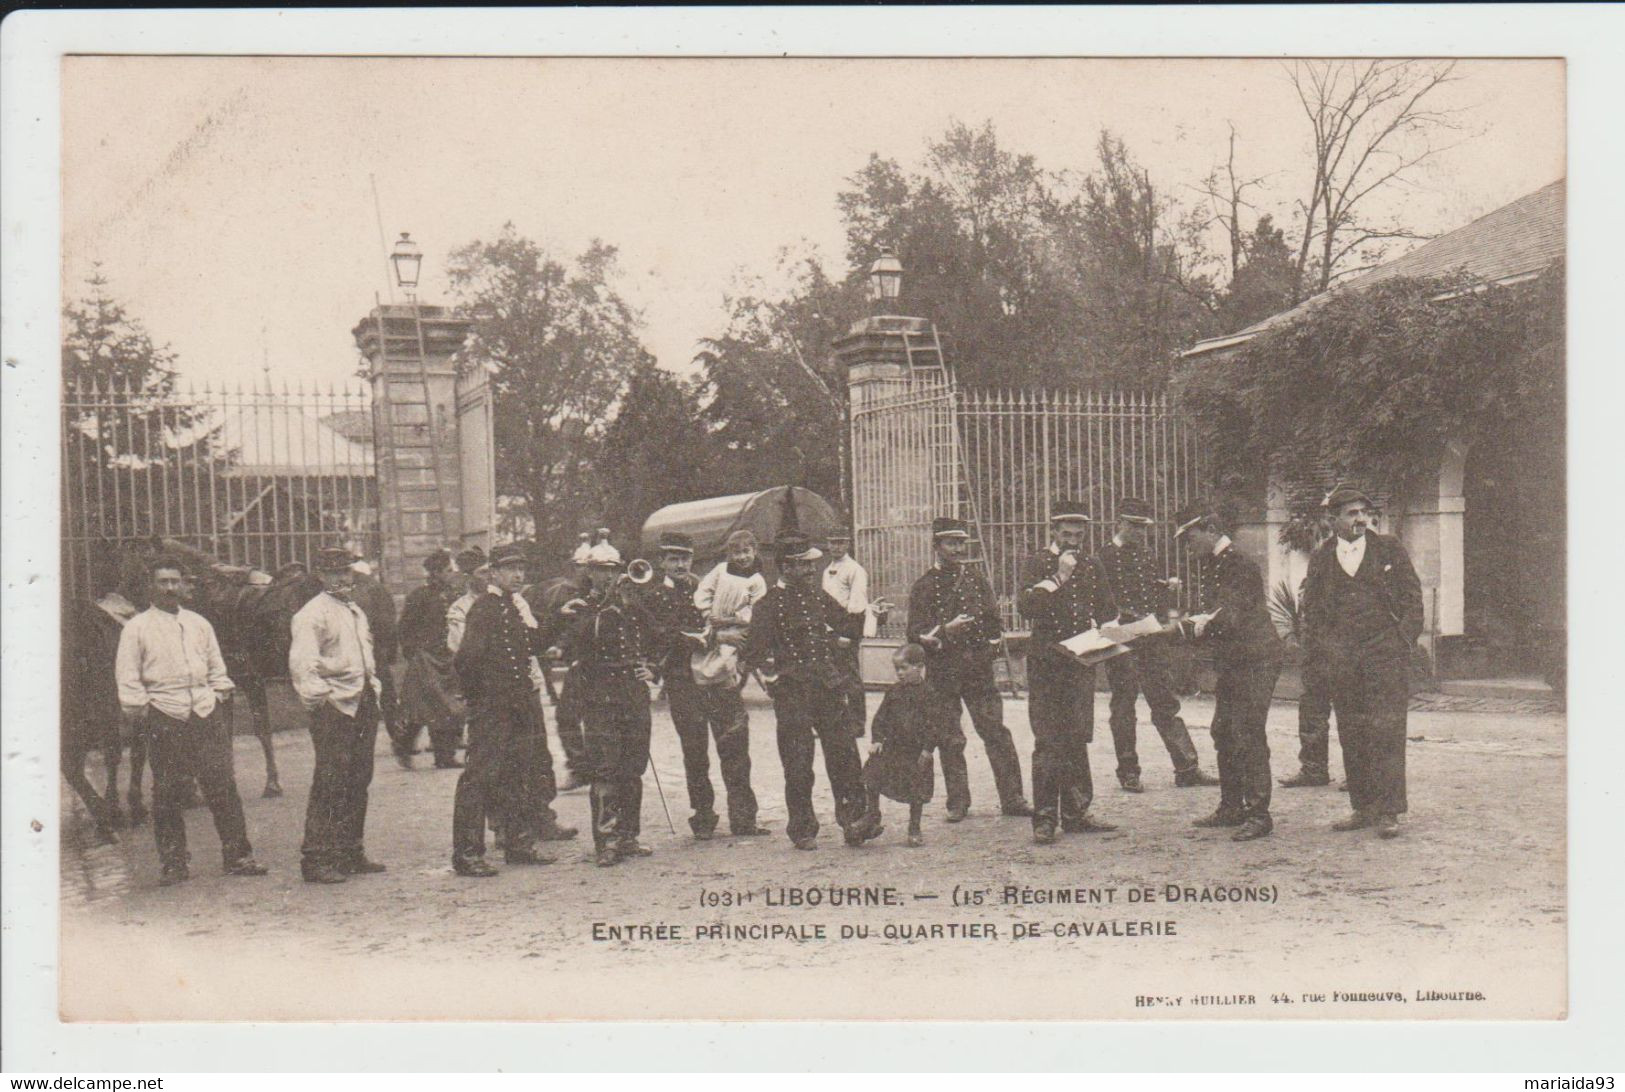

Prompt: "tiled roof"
[1185,179,1565,357]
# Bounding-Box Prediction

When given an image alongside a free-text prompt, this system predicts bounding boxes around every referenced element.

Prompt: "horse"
[60,545,136,843]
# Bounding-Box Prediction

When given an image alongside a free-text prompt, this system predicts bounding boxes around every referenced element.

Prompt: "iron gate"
[61,378,379,598]
[852,381,1206,637]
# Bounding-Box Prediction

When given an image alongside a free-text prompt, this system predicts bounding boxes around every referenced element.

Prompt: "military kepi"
[490,542,528,568]
[315,546,359,572]
[1116,497,1155,524]
[1050,499,1090,523]
[931,516,971,539]
[777,532,824,562]
[1171,500,1211,538]
[657,531,695,554]
[1322,483,1374,511]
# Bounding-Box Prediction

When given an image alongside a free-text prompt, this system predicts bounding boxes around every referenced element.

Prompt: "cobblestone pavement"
[56,679,1567,1021]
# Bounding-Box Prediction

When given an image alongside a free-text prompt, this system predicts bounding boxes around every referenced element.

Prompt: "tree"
[1216,215,1299,332]
[597,360,714,547]
[1284,60,1464,302]
[446,225,652,561]
[694,252,857,508]
[63,266,180,396]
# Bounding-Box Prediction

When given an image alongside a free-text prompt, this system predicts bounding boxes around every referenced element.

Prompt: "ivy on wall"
[1173,262,1565,546]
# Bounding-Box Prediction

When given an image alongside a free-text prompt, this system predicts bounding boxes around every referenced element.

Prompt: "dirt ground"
[56,681,1566,1022]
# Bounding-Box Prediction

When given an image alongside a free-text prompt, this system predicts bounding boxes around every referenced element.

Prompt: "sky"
[60,57,1564,392]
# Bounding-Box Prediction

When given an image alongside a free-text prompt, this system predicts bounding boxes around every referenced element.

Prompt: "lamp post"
[867,245,903,314]
[390,232,423,301]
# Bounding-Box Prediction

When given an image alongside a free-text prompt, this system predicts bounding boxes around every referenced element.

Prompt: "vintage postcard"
[33,47,1568,1027]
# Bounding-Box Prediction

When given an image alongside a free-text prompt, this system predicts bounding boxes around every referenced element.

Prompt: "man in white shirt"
[289,547,385,884]
[822,529,891,736]
[116,556,267,887]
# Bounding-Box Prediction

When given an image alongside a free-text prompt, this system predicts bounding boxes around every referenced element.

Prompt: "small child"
[859,643,936,847]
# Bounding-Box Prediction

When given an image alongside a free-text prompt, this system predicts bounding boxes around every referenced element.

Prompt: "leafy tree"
[1173,263,1564,516]
[597,360,714,547]
[1215,215,1299,332]
[694,252,857,509]
[446,225,653,562]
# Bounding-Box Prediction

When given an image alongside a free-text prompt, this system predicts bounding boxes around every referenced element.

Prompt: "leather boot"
[1174,768,1220,788]
[1231,816,1273,841]
[1278,769,1330,788]
[1193,808,1244,828]
[1331,811,1372,831]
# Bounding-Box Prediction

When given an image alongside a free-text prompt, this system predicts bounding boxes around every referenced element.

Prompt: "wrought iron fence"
[853,382,1206,636]
[61,378,379,599]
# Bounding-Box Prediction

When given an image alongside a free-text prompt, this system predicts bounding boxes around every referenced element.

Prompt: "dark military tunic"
[1017,547,1114,827]
[398,577,464,764]
[1181,542,1282,820]
[568,588,653,850]
[863,681,937,805]
[745,581,866,842]
[449,589,555,863]
[1097,538,1200,780]
[905,564,1025,812]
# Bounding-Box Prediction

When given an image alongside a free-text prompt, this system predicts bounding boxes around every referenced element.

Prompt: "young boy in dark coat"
[860,643,936,847]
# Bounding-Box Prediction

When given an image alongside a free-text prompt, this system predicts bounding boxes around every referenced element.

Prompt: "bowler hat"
[658,531,695,554]
[1116,497,1155,524]
[1322,483,1374,511]
[423,549,452,574]
[931,516,971,539]
[777,533,824,563]
[455,546,488,574]
[315,547,359,572]
[490,543,529,568]
[1050,499,1091,523]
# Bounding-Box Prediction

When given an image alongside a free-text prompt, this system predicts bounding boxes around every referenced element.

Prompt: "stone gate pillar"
[353,303,474,597]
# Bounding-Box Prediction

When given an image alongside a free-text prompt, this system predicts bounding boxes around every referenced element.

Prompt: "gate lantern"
[390,232,423,297]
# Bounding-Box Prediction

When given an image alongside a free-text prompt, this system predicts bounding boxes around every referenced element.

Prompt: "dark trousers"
[1297,652,1334,777]
[772,677,866,843]
[1211,661,1280,820]
[582,673,652,851]
[452,691,554,862]
[146,708,252,868]
[927,652,1025,810]
[837,644,867,736]
[1105,639,1200,778]
[1329,655,1409,816]
[553,665,589,776]
[668,677,758,834]
[300,688,378,870]
[1027,657,1097,828]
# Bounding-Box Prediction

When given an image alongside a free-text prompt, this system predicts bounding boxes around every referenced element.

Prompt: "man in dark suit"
[1016,500,1119,844]
[1170,502,1284,842]
[1300,485,1424,839]
[1098,496,1218,792]
[905,517,1031,821]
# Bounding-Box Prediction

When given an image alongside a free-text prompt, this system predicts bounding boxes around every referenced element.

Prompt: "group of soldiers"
[107,479,1424,886]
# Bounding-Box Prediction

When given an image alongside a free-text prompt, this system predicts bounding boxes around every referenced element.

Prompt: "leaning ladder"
[901,324,1023,698]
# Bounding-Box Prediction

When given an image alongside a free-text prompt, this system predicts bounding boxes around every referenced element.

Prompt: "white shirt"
[822,554,870,614]
[445,591,479,653]
[1336,534,1367,577]
[695,562,767,624]
[289,591,379,715]
[116,606,233,720]
[1212,534,1232,557]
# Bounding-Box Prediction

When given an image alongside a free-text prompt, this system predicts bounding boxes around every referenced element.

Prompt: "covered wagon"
[639,486,840,575]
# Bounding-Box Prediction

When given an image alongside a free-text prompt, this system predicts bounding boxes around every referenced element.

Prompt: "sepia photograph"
[8,9,1619,1069]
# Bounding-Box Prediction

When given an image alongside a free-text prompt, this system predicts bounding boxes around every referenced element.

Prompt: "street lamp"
[867,245,903,311]
[390,232,423,299]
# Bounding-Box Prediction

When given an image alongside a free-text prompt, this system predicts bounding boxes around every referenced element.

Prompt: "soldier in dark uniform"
[905,517,1032,821]
[1170,502,1284,841]
[568,542,657,867]
[1099,497,1218,792]
[642,531,765,840]
[1016,500,1119,844]
[449,543,562,877]
[525,535,594,790]
[1301,485,1423,839]
[351,561,401,769]
[743,533,869,849]
[397,549,466,769]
